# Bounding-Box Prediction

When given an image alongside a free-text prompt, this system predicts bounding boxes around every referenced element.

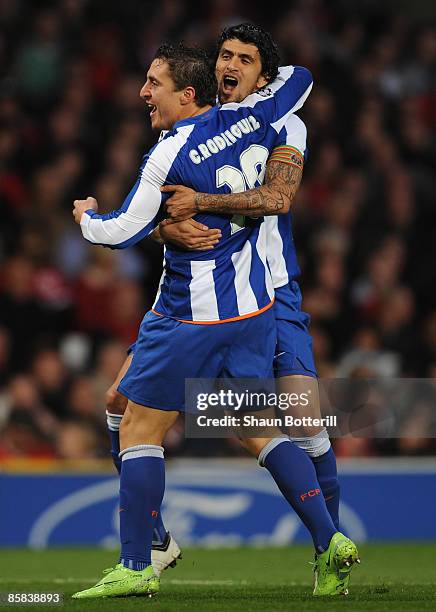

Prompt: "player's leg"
[225,308,358,595]
[271,283,357,594]
[242,435,337,554]
[105,347,174,564]
[242,436,358,596]
[73,312,197,599]
[118,403,178,572]
[118,313,228,567]
[274,283,340,529]
[278,374,340,529]
[113,312,233,578]
[226,309,336,552]
[73,402,177,599]
[105,352,132,474]
[227,309,332,553]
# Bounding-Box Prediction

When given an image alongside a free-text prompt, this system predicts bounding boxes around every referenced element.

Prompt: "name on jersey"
[189,115,261,165]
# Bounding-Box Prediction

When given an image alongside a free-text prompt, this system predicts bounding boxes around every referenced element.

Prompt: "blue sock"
[119,445,165,570]
[291,433,341,531]
[259,439,336,553]
[107,413,168,545]
[152,514,169,545]
[311,447,340,530]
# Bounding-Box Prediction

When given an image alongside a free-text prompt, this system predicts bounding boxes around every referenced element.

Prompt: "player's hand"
[161,185,197,222]
[159,218,221,251]
[73,196,98,224]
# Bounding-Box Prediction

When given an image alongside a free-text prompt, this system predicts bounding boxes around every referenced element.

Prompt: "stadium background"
[1,0,436,552]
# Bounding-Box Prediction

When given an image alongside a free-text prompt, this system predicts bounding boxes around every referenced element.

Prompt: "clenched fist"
[73,196,99,224]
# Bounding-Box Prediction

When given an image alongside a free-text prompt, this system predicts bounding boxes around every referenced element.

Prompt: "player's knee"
[105,386,127,415]
[119,405,133,433]
[240,437,269,459]
[291,430,331,457]
[119,403,173,449]
[105,386,117,410]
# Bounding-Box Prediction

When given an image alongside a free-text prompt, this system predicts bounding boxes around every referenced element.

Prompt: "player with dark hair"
[154,43,217,107]
[157,24,355,596]
[159,23,351,594]
[105,27,358,598]
[73,34,358,600]
[214,22,280,88]
[71,41,315,599]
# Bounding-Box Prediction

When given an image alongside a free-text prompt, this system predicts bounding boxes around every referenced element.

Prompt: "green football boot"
[72,563,159,599]
[313,532,360,596]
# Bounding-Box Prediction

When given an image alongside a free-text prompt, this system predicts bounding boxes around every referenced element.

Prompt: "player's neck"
[177,104,212,122]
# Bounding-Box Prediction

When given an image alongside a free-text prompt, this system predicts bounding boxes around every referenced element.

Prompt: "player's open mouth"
[147,103,157,117]
[222,75,239,93]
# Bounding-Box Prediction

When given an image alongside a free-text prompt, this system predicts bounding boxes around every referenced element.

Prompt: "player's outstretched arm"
[73,133,193,249]
[162,147,303,221]
[75,176,162,249]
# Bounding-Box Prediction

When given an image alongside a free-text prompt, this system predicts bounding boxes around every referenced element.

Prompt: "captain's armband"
[269,146,304,169]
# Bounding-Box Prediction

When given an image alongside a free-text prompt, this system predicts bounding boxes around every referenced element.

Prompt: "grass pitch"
[1,544,436,611]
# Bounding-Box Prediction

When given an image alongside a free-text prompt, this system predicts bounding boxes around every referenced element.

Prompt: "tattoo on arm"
[194,161,303,216]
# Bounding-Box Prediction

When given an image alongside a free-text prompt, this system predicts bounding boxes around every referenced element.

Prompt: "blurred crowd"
[1,0,435,460]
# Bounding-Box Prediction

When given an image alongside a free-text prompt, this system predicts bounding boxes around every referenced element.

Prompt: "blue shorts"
[118,307,276,412]
[273,282,317,378]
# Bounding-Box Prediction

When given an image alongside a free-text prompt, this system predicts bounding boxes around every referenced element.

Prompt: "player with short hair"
[72,35,357,600]
[155,24,359,595]
[160,23,355,595]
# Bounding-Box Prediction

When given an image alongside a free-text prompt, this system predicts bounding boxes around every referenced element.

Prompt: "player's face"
[140,59,182,130]
[216,39,268,104]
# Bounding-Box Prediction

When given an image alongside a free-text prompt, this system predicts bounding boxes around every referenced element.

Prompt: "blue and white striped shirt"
[80,65,313,323]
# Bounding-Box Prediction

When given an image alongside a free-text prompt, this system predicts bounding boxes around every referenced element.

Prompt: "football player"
[72,31,358,600]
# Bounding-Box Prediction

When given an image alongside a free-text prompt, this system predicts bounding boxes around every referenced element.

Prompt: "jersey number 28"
[216,144,269,234]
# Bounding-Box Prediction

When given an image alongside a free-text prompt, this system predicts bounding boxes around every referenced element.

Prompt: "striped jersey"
[265,113,308,289]
[80,65,313,323]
